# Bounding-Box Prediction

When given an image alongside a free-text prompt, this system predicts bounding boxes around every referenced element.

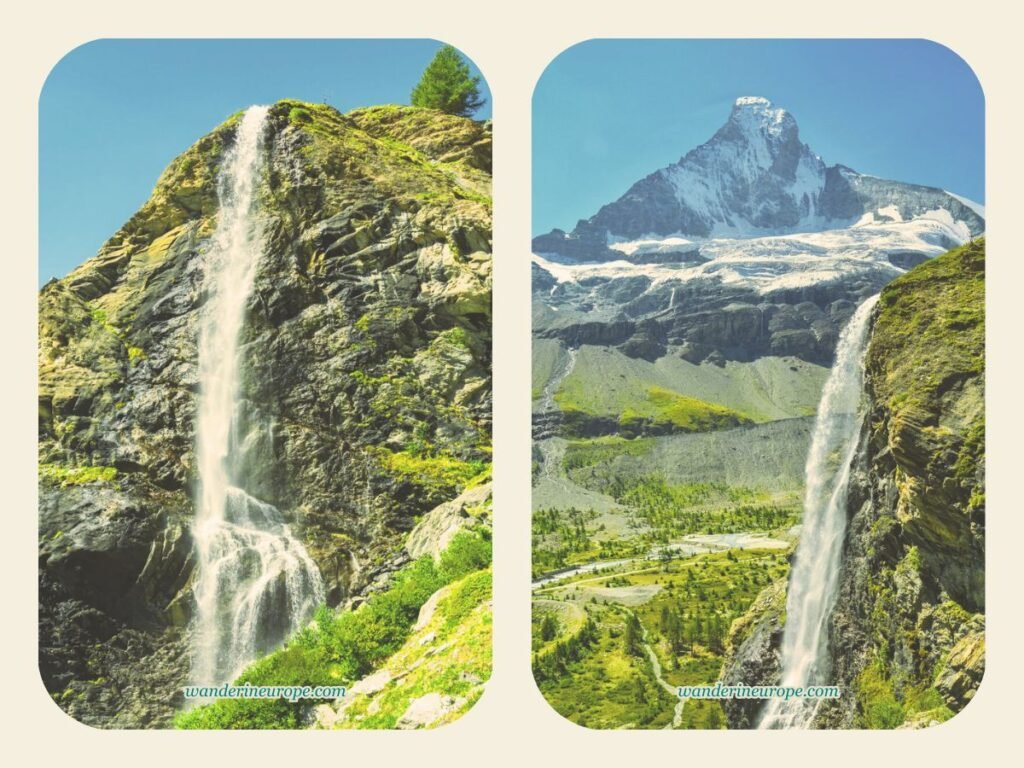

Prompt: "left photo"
[38,39,493,730]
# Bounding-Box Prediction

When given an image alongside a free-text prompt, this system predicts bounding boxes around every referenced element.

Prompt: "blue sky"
[39,39,491,284]
[533,39,984,235]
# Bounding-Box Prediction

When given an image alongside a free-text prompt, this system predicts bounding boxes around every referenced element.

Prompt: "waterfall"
[668,287,676,310]
[191,106,324,686]
[758,294,879,729]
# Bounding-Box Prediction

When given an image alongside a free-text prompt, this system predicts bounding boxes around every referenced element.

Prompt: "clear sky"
[533,39,984,235]
[39,39,491,284]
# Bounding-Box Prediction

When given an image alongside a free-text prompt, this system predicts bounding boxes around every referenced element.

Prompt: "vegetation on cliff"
[838,239,984,728]
[39,98,492,727]
[720,240,986,730]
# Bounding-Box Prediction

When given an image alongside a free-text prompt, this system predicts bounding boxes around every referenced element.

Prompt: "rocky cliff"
[38,100,492,727]
[722,239,985,728]
[822,238,984,728]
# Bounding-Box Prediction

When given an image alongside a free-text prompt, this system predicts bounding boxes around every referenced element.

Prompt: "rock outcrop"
[719,578,786,727]
[39,100,492,727]
[406,482,492,561]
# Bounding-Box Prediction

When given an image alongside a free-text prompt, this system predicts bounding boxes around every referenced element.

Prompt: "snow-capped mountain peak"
[535,96,984,255]
[722,96,799,144]
[655,96,826,237]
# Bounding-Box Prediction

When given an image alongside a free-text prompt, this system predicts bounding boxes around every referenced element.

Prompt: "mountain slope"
[39,100,492,727]
[531,96,983,437]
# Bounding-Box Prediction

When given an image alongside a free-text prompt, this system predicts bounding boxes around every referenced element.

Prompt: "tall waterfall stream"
[191,106,324,686]
[759,294,879,729]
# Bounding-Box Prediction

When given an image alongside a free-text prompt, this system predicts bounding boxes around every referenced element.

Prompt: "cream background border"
[2,2,1021,765]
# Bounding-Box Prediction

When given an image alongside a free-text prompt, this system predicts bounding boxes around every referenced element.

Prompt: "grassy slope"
[532,338,564,401]
[328,569,492,729]
[546,344,827,423]
[870,237,984,505]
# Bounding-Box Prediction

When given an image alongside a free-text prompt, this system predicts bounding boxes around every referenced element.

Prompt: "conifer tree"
[410,45,485,117]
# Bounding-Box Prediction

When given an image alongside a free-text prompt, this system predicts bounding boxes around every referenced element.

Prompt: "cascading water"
[758,294,879,729]
[191,105,324,686]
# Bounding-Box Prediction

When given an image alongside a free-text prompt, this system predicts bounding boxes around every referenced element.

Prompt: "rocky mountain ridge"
[531,98,983,442]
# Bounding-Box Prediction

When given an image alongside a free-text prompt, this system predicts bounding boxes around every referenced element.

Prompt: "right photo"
[530,39,984,730]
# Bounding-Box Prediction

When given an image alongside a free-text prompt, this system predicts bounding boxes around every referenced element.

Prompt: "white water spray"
[191,106,324,685]
[759,294,879,729]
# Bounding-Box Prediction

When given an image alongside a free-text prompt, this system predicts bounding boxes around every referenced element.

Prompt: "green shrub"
[378,450,489,495]
[856,661,906,729]
[438,568,491,632]
[438,529,492,583]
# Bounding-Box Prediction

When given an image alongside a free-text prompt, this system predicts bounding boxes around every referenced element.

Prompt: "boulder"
[406,482,492,561]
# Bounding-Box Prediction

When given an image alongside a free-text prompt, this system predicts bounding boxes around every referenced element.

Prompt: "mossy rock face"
[719,578,787,727]
[39,99,491,728]
[818,240,985,729]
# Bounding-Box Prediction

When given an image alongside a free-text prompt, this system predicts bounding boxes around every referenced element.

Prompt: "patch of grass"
[438,568,491,632]
[856,659,906,729]
[641,386,754,431]
[39,463,117,487]
[563,436,655,471]
[378,450,488,496]
[288,107,313,125]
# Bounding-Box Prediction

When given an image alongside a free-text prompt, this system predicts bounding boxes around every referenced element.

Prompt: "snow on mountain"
[535,211,970,295]
[945,191,986,220]
[659,96,828,237]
